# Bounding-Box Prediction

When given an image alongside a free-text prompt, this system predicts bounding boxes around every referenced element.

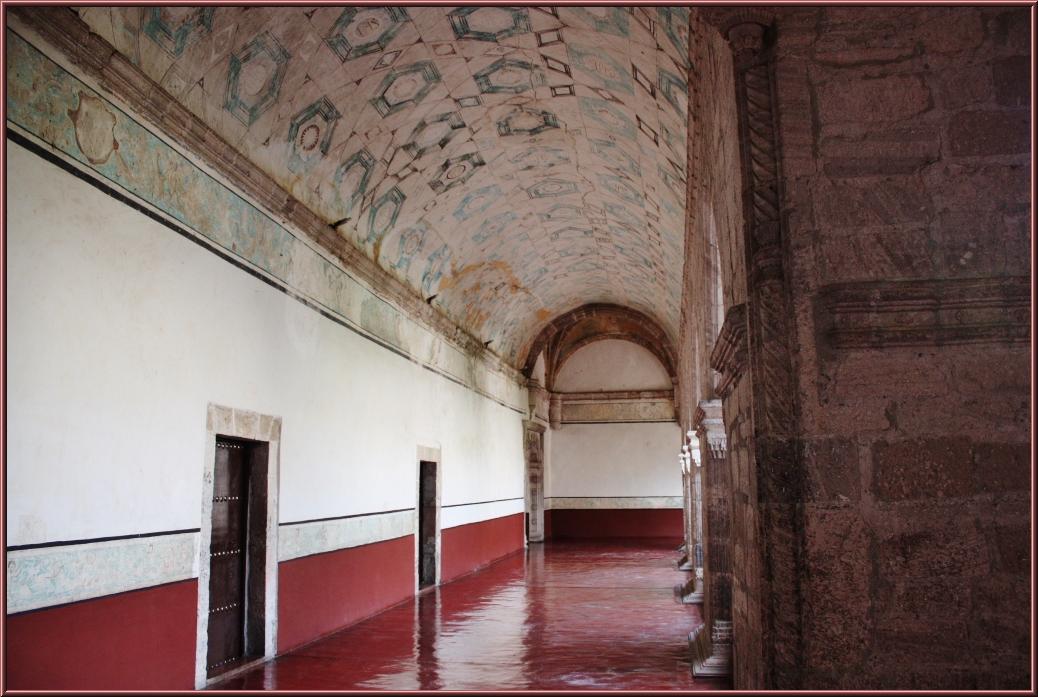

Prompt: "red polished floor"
[211,539,729,691]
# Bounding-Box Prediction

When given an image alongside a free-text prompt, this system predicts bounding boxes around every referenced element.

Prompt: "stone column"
[680,468,691,557]
[727,17,804,688]
[679,436,704,603]
[690,400,732,677]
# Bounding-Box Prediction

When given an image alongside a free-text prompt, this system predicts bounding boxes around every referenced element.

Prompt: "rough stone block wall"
[770,5,1030,689]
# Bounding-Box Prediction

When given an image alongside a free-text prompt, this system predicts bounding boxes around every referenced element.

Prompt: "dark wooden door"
[418,461,437,588]
[207,438,251,677]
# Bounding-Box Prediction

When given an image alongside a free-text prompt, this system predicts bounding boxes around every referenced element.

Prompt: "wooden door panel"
[207,440,249,677]
[418,461,437,587]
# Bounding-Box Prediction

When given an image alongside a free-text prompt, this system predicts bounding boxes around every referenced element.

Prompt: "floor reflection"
[211,539,728,691]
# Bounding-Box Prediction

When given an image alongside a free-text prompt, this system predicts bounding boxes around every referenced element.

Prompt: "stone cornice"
[818,276,1031,349]
[554,389,676,424]
[8,7,523,384]
[558,389,675,403]
[709,304,748,398]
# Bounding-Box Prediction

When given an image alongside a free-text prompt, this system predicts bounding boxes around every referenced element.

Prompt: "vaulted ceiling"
[76,6,690,364]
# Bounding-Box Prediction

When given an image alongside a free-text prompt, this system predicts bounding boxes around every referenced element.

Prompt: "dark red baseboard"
[546,508,683,539]
[440,512,525,583]
[5,578,198,690]
[277,534,415,654]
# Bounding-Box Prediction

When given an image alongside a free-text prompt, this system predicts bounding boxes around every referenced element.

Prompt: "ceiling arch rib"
[520,303,678,393]
[76,6,691,365]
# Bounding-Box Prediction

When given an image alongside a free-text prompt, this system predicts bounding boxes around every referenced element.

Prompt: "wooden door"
[207,438,251,677]
[418,461,437,588]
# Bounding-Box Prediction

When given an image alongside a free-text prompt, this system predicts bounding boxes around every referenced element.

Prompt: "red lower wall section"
[5,578,198,690]
[440,512,525,583]
[277,534,415,654]
[546,508,683,539]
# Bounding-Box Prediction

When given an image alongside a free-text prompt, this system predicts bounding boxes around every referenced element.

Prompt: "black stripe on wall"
[442,497,524,508]
[279,507,415,527]
[7,527,201,552]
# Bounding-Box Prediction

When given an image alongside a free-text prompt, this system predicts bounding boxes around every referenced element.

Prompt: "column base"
[676,575,704,604]
[688,621,732,678]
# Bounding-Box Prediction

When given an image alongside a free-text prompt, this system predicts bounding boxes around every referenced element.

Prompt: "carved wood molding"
[9,7,524,380]
[709,304,748,398]
[818,276,1031,349]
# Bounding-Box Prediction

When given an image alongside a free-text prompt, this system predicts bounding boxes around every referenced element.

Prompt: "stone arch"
[519,304,678,394]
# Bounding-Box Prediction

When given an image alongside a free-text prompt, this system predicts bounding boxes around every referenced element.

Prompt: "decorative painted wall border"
[6,532,198,614]
[278,510,414,563]
[4,24,525,416]
[817,276,1031,349]
[546,496,683,510]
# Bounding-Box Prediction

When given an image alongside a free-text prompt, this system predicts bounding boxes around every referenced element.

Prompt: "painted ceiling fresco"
[76,6,690,363]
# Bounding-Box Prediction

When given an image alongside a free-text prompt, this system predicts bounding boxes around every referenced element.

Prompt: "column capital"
[694,399,727,457]
[727,21,767,63]
[548,392,563,430]
[701,8,776,67]
[526,380,550,426]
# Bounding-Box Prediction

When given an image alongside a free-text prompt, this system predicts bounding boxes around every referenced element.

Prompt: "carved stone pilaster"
[523,420,546,543]
[727,17,803,687]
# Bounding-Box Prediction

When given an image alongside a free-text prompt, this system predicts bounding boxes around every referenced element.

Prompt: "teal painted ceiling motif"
[76,6,691,364]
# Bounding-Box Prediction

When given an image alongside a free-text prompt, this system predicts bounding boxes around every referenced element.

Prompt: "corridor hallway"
[211,540,726,691]
[5,5,1030,691]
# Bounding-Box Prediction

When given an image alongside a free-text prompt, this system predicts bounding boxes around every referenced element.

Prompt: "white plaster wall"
[547,422,683,499]
[554,340,671,392]
[6,141,525,547]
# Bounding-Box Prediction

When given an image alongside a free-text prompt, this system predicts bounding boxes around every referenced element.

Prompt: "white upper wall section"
[547,422,682,499]
[6,141,525,546]
[554,339,672,392]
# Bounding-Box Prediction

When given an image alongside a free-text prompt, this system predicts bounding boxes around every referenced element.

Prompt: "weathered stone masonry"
[684,6,1031,690]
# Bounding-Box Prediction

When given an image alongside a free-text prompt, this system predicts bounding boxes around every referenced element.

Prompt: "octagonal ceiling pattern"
[76,6,690,364]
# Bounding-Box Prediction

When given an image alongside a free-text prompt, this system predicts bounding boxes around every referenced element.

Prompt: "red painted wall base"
[278,534,415,654]
[440,512,525,583]
[546,508,683,539]
[5,579,198,690]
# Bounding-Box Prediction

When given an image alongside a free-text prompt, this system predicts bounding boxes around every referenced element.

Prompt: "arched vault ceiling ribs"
[77,6,691,364]
[520,304,678,392]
